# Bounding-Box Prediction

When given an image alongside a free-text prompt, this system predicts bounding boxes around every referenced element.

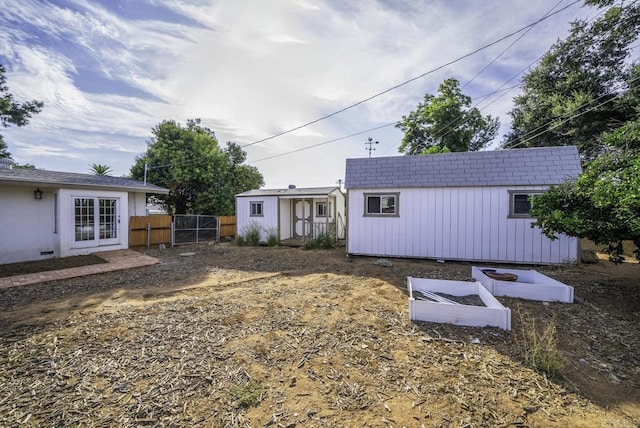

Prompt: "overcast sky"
[0,0,598,188]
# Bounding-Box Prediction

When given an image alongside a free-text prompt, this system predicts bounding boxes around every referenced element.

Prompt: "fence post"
[146,223,151,250]
[216,216,220,242]
[171,221,175,247]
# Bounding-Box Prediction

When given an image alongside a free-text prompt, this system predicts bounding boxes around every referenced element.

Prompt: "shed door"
[293,199,311,238]
[73,197,120,248]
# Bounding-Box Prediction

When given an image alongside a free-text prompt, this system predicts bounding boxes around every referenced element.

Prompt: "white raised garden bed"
[407,277,511,330]
[471,266,574,303]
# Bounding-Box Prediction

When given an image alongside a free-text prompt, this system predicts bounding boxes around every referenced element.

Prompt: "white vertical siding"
[347,186,578,264]
[279,199,292,240]
[236,196,278,241]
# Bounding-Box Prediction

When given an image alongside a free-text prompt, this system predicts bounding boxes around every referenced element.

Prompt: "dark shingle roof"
[345,146,581,189]
[0,167,169,194]
[237,186,340,197]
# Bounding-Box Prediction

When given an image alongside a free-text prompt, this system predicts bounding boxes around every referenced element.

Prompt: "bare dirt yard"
[0,243,638,427]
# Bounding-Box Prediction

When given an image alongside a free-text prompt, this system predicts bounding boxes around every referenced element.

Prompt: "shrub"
[236,221,262,246]
[233,380,264,408]
[302,233,335,250]
[514,305,564,380]
[266,227,279,247]
[235,234,246,246]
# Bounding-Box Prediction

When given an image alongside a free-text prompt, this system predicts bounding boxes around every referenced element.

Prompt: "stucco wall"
[347,186,578,265]
[0,185,57,264]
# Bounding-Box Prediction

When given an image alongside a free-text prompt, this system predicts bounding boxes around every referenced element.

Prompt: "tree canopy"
[503,1,640,157]
[514,1,640,262]
[0,64,44,159]
[530,119,640,262]
[397,78,500,155]
[130,119,264,215]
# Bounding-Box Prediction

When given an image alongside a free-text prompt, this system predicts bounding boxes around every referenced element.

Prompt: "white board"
[407,277,511,331]
[471,266,574,303]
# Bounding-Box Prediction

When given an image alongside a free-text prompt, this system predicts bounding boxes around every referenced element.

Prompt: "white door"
[293,199,311,238]
[73,197,120,248]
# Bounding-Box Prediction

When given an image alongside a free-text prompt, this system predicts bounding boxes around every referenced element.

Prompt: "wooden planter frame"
[471,266,574,303]
[407,277,512,331]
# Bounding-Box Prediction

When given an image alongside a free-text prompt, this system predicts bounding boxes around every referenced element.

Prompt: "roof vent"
[0,158,14,170]
[288,184,296,189]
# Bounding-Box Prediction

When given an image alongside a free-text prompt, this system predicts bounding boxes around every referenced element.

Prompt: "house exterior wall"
[128,192,148,216]
[58,188,129,257]
[236,195,279,241]
[0,184,58,264]
[279,199,292,240]
[346,186,578,264]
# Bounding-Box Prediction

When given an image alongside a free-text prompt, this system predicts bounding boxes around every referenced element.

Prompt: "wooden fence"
[129,215,172,250]
[219,216,236,239]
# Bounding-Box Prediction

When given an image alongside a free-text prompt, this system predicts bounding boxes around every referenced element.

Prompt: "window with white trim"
[316,201,331,217]
[250,201,263,217]
[364,193,399,216]
[508,191,543,217]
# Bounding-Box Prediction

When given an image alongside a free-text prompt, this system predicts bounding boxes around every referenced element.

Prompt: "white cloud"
[0,0,598,185]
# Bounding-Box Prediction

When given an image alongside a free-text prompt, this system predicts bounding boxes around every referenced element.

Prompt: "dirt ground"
[0,254,107,278]
[0,243,638,427]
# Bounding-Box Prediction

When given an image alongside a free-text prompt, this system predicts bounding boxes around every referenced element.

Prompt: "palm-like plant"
[90,163,113,176]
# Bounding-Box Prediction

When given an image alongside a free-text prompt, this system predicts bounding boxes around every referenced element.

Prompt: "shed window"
[316,202,331,217]
[364,193,399,216]
[509,191,543,217]
[250,201,263,217]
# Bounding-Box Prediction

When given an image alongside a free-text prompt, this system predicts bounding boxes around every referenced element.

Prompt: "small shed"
[235,186,346,244]
[344,146,582,265]
[0,160,168,264]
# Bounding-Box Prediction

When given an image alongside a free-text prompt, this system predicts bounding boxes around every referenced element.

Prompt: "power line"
[461,0,566,90]
[380,0,568,156]
[382,1,614,156]
[248,123,396,164]
[507,73,640,149]
[239,0,582,149]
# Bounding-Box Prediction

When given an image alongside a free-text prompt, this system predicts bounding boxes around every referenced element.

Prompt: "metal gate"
[173,215,219,245]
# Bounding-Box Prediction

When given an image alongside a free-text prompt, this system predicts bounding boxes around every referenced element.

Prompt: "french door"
[73,197,120,248]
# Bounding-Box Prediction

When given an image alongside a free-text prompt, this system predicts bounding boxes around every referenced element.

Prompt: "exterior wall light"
[34,188,43,200]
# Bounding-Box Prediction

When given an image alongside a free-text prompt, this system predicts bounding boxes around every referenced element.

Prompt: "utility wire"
[461,0,566,90]
[239,0,581,149]
[379,0,567,156]
[268,0,569,161]
[506,73,640,149]
[248,123,396,164]
[381,1,613,156]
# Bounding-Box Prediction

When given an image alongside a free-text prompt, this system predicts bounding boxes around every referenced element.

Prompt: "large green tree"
[530,112,640,262]
[503,1,640,157]
[130,119,264,215]
[397,78,500,155]
[0,64,44,159]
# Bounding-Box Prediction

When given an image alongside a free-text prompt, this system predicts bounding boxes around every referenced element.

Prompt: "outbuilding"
[344,146,581,264]
[0,159,168,264]
[235,186,346,244]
